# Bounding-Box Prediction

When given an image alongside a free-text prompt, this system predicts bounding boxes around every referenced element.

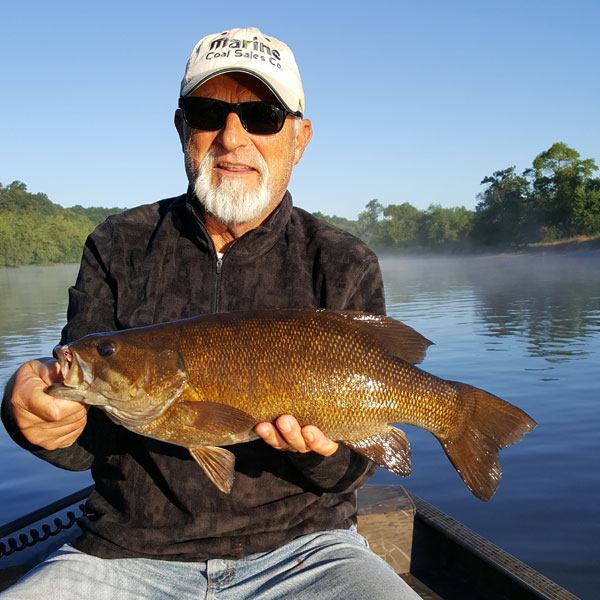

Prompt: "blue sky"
[1,0,599,218]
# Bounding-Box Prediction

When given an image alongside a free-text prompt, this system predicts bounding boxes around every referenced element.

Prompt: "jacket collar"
[185,187,294,261]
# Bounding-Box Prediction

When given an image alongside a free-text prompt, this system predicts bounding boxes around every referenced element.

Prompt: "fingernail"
[304,431,315,443]
[279,420,291,433]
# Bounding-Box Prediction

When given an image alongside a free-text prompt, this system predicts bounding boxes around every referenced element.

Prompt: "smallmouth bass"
[47,309,536,500]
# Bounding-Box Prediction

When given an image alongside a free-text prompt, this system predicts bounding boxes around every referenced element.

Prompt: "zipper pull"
[215,255,223,313]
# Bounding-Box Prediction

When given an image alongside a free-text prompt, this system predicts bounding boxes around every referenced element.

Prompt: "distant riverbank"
[524,233,600,253]
[3,234,600,272]
[375,233,600,261]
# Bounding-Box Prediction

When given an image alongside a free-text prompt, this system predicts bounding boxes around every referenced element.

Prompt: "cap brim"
[181,67,302,116]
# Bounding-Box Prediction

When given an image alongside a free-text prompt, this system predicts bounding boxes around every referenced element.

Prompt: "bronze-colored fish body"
[47,309,536,500]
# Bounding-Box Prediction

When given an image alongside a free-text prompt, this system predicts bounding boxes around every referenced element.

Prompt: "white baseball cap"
[180,27,305,115]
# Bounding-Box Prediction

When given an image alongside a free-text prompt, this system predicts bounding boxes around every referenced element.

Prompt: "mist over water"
[1,255,599,598]
[378,252,600,599]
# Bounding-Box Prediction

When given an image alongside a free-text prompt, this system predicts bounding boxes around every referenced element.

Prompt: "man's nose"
[217,111,250,151]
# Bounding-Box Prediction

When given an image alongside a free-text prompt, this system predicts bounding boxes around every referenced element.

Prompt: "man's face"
[175,73,311,225]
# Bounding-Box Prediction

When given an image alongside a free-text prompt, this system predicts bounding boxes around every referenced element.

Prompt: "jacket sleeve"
[1,221,120,472]
[61,219,120,344]
[287,253,385,491]
[342,256,387,315]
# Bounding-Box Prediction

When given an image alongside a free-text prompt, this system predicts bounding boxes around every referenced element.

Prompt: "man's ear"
[174,109,186,152]
[293,119,312,165]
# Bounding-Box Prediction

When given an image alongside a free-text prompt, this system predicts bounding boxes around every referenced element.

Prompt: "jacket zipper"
[215,255,223,313]
[187,201,229,313]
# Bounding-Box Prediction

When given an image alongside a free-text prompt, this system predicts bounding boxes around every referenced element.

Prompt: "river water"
[1,254,599,599]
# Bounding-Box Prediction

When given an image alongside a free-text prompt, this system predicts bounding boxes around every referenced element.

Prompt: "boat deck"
[357,486,579,600]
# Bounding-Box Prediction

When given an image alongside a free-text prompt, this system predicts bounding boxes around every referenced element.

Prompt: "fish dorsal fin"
[344,426,412,476]
[181,401,257,434]
[327,311,433,365]
[188,446,236,494]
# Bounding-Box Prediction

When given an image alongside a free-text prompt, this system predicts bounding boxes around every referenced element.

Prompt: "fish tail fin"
[439,382,536,501]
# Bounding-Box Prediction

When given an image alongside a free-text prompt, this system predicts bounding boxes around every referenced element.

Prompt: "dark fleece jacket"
[2,189,386,561]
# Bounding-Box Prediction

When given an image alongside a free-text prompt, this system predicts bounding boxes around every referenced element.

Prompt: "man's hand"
[255,415,339,456]
[7,358,88,450]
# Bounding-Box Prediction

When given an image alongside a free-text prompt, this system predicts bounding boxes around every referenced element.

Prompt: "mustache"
[185,144,267,178]
[206,149,266,175]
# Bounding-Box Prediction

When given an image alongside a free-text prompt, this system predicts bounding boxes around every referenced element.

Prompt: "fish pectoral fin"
[345,426,412,476]
[188,446,236,494]
[181,401,257,434]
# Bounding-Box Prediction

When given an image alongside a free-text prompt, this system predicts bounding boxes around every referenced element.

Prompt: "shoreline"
[3,236,600,270]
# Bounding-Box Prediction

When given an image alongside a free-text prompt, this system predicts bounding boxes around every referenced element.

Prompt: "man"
[1,28,420,599]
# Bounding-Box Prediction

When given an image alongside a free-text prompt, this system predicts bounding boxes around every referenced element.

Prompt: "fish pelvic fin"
[345,426,412,476]
[188,446,236,494]
[440,382,537,502]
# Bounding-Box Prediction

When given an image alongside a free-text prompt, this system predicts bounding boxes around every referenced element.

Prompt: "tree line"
[0,181,123,267]
[2,142,599,267]
[315,142,600,251]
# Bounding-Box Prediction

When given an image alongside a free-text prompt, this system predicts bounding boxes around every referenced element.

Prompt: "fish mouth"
[53,344,94,389]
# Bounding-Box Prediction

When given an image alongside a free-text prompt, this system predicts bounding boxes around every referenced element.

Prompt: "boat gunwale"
[0,485,94,542]
[407,491,581,600]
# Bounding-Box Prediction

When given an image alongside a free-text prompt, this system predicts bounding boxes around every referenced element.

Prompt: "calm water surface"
[1,255,599,599]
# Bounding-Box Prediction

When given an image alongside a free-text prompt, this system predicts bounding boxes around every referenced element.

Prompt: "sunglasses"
[178,97,301,135]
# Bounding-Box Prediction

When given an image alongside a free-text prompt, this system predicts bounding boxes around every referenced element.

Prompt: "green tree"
[0,181,61,215]
[419,205,474,250]
[70,204,125,227]
[380,202,420,247]
[572,177,600,235]
[527,142,598,238]
[0,212,33,266]
[312,211,359,236]
[0,180,124,267]
[355,199,384,247]
[473,167,531,246]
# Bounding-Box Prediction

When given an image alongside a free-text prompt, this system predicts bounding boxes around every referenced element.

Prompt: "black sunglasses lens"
[240,102,286,134]
[182,99,226,130]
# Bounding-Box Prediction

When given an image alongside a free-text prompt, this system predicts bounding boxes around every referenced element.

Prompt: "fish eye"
[97,341,117,357]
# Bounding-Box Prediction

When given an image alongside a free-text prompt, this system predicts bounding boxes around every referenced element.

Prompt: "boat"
[0,484,580,599]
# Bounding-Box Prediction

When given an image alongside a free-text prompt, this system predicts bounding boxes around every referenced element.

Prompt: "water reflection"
[380,253,600,365]
[470,256,599,362]
[0,265,78,377]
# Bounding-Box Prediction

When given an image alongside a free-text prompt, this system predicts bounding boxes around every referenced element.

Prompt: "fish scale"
[47,308,536,500]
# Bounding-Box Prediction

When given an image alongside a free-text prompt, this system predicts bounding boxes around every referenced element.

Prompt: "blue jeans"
[1,527,420,599]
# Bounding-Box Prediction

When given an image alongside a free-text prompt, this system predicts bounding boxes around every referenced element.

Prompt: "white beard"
[191,148,272,225]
